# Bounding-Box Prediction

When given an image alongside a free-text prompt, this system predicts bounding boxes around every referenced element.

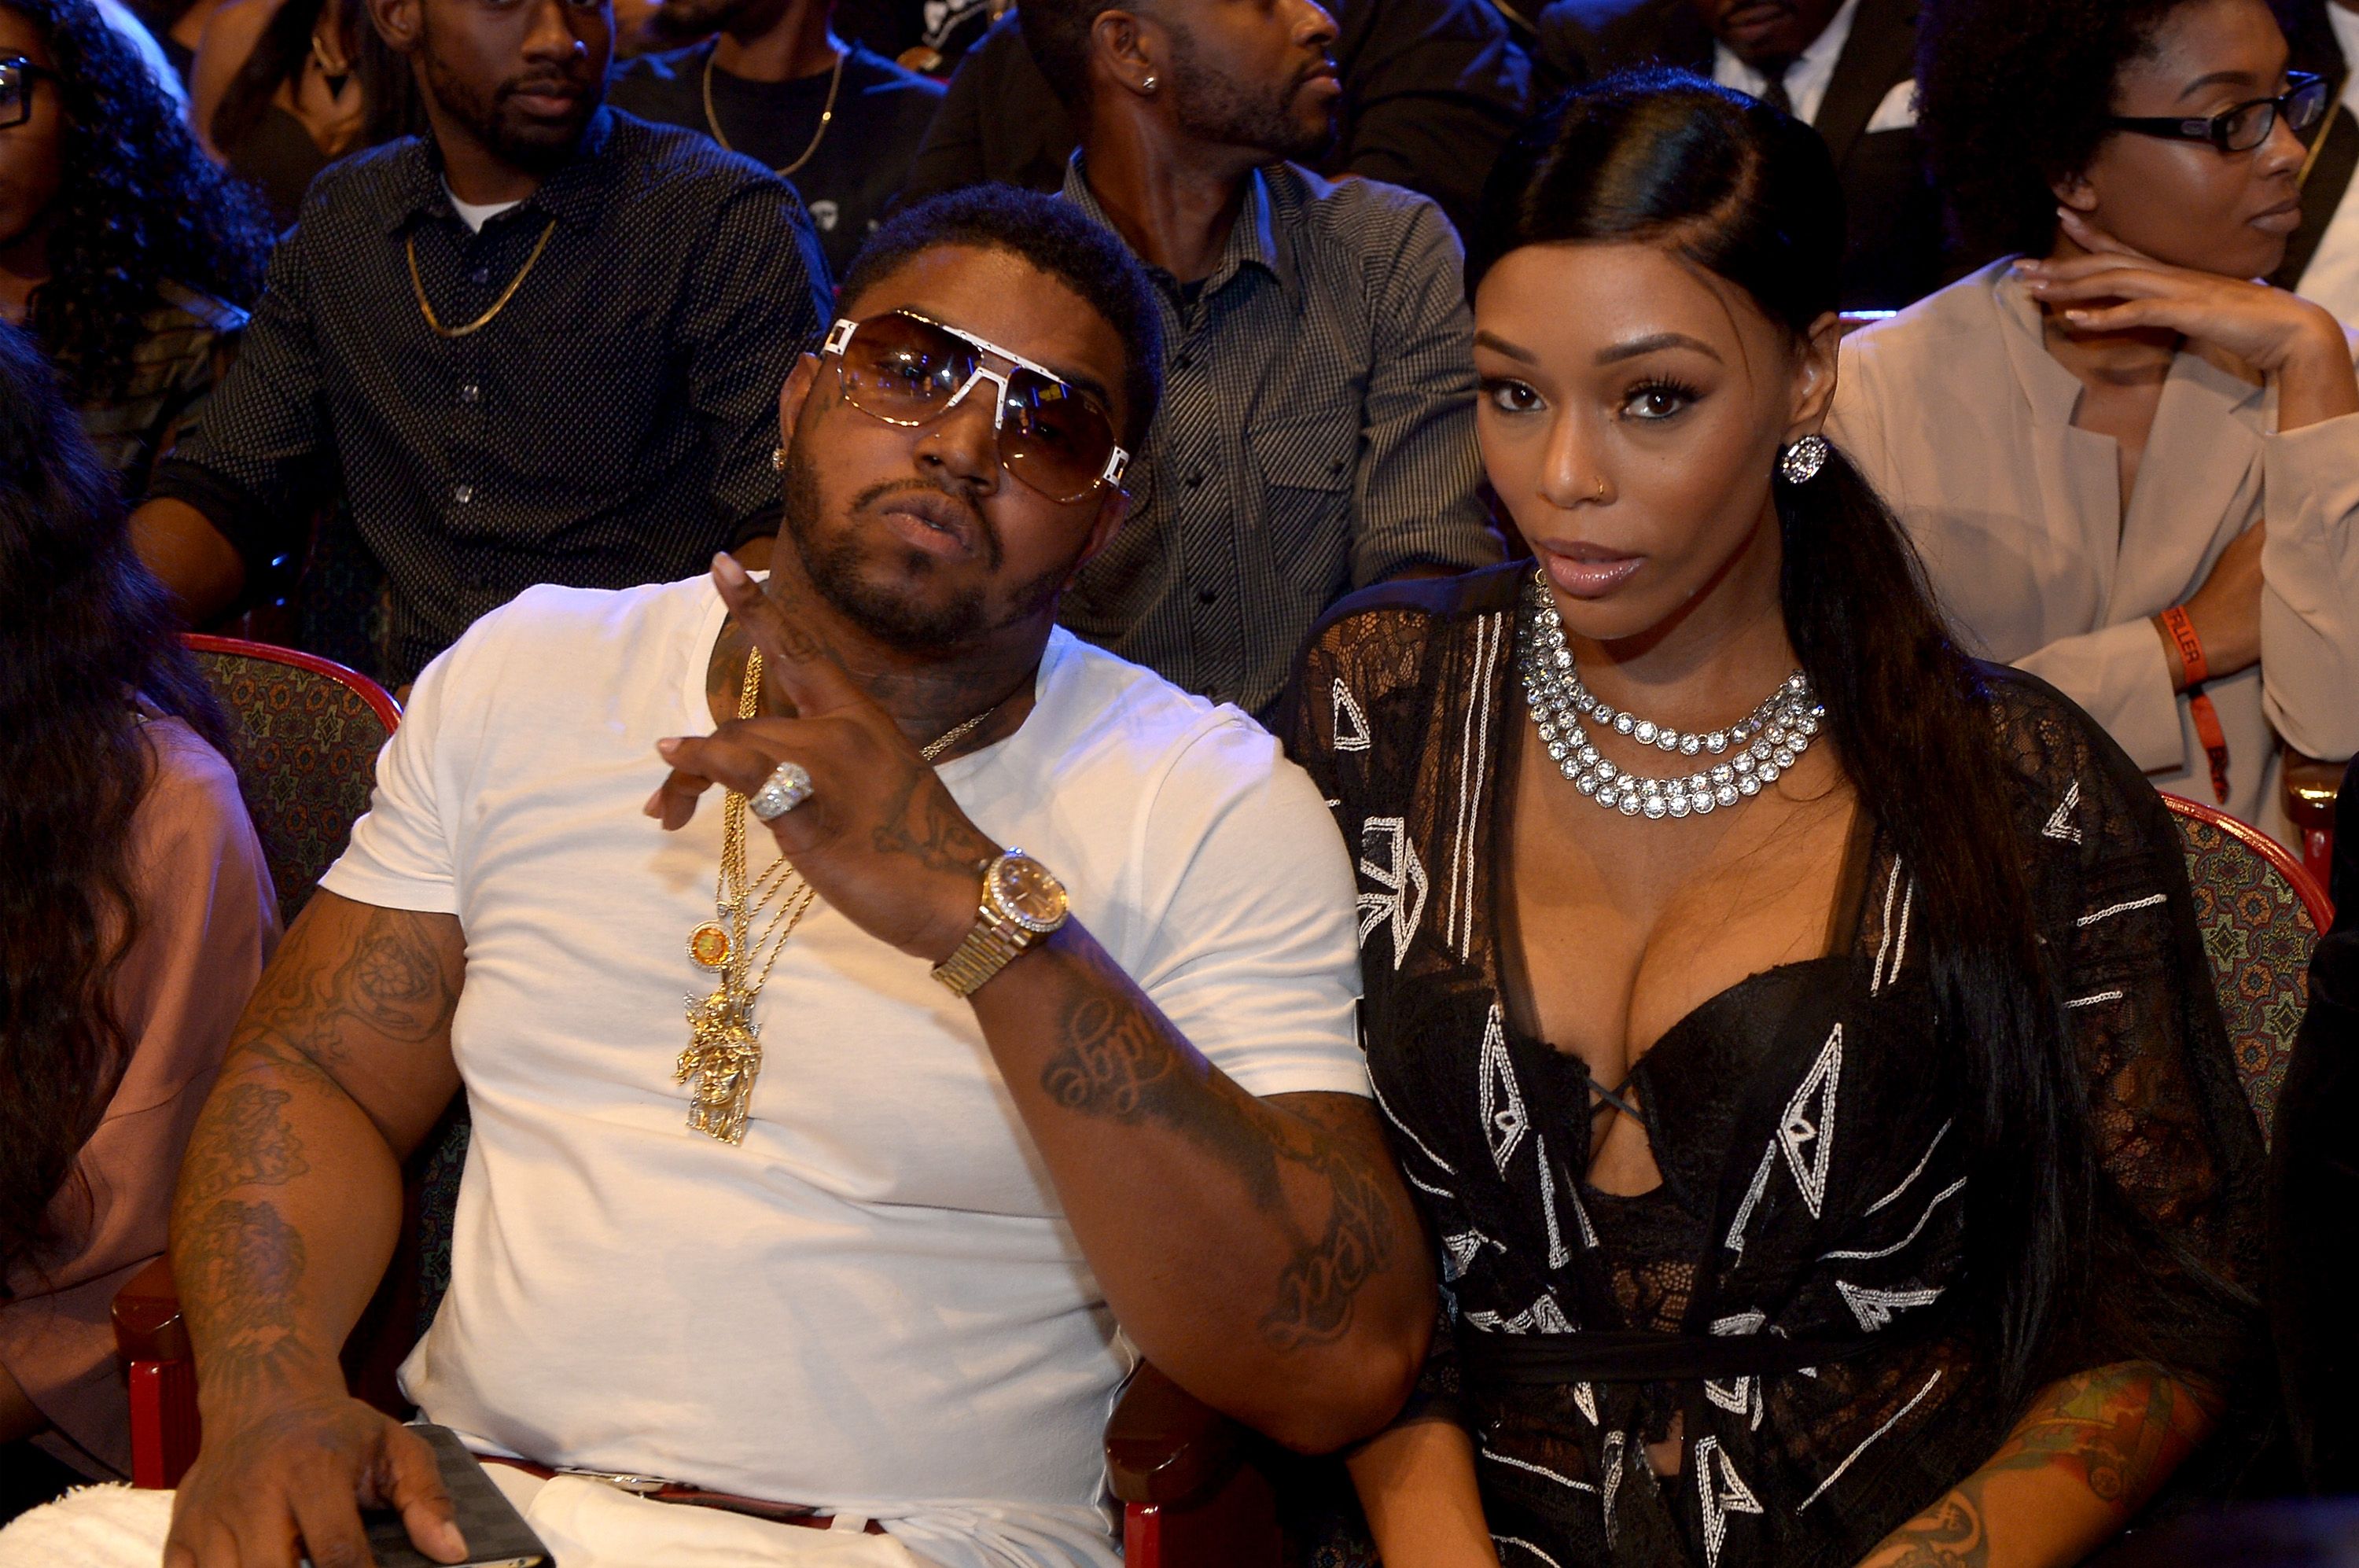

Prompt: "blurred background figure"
[609,0,941,276]
[1832,0,2359,843]
[1022,0,1499,720]
[899,0,1533,238]
[0,320,276,1519]
[2275,0,2359,324]
[1533,0,1945,307]
[833,0,1000,72]
[0,0,270,493]
[189,0,421,226]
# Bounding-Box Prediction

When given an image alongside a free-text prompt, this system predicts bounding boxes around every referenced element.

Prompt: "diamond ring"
[747,760,815,821]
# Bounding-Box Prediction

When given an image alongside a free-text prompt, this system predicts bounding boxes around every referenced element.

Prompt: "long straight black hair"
[1467,71,2093,1414]
[0,323,234,1280]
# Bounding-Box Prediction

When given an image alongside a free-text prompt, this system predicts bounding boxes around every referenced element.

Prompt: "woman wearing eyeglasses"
[0,0,270,494]
[1828,0,2359,843]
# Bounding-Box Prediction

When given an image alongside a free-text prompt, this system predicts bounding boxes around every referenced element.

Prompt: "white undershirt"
[443,180,524,232]
[1712,0,1862,126]
[320,575,1370,1568]
[2294,4,2359,326]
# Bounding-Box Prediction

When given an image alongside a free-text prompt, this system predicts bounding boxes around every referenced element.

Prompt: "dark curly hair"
[1916,0,2193,263]
[9,0,272,401]
[0,322,234,1283]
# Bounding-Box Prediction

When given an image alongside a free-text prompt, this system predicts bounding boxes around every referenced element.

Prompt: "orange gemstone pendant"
[688,922,732,969]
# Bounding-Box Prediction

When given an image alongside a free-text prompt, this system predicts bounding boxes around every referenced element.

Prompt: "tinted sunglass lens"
[844,316,974,416]
[1003,374,1114,501]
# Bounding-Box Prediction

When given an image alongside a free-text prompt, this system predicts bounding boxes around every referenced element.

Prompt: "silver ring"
[747,761,814,821]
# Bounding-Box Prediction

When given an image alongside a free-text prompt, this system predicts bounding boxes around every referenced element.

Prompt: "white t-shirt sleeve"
[318,620,496,915]
[1126,719,1368,1102]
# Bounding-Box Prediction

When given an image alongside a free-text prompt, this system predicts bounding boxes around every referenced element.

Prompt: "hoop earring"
[1779,433,1829,484]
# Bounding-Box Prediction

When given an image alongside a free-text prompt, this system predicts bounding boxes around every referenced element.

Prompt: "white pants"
[0,1477,931,1568]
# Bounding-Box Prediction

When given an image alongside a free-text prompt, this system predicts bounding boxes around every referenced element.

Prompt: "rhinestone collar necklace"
[1515,570,1824,821]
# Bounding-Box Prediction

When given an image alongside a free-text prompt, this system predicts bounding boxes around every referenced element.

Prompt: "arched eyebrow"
[1473,330,1538,363]
[2176,65,2271,103]
[1595,332,1724,366]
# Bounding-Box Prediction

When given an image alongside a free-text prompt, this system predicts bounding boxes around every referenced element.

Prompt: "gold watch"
[931,848,1070,996]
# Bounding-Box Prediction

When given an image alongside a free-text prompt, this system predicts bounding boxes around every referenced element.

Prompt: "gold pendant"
[687,921,732,969]
[677,987,763,1144]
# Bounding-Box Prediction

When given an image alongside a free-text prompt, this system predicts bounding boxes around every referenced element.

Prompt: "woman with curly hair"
[0,322,275,1509]
[1829,0,2359,843]
[0,0,271,492]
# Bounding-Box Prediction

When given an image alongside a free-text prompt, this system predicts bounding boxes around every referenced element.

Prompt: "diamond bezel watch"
[931,848,1069,996]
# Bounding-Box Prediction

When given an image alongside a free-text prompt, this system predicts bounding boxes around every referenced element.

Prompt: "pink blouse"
[0,717,277,1477]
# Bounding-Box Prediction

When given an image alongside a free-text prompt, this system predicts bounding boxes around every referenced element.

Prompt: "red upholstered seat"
[182,635,399,929]
[2162,793,2332,1146]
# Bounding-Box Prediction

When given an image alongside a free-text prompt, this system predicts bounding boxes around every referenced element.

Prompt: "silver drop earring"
[1779,432,1829,484]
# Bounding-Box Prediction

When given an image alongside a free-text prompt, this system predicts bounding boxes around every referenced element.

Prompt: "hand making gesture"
[644,553,1007,965]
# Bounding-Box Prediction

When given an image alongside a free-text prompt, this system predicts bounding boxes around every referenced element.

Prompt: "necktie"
[1761,61,1794,114]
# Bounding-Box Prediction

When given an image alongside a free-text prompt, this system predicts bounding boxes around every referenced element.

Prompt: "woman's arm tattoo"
[1868,1364,2210,1566]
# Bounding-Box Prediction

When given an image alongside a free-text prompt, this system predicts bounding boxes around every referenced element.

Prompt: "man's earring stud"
[1141,73,1157,92]
[771,446,785,472]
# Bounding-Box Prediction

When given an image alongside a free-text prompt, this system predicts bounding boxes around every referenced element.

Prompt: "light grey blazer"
[1831,259,2359,843]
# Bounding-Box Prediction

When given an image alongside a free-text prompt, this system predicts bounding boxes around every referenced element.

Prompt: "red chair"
[182,634,400,929]
[2282,753,2344,896]
[2162,793,2332,1145]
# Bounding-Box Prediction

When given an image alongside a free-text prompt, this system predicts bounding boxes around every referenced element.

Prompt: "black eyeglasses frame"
[2104,72,2331,154]
[0,54,58,131]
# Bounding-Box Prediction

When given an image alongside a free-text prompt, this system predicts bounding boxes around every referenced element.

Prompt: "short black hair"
[1017,0,1113,112]
[838,184,1165,451]
[1916,0,2193,261]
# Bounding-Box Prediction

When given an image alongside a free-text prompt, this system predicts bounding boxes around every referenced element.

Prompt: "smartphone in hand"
[357,1424,554,1568]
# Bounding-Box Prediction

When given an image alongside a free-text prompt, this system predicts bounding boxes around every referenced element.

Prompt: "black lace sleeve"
[1991,670,2267,1396]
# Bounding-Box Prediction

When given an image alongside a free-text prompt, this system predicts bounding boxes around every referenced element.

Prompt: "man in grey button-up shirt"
[1024,0,1498,718]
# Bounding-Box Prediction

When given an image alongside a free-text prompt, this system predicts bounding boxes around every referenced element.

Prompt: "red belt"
[482,1456,889,1533]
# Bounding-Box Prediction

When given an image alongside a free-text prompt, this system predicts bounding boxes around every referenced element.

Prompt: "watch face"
[989,850,1069,933]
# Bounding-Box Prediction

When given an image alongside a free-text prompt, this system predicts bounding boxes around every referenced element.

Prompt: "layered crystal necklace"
[1515,569,1824,821]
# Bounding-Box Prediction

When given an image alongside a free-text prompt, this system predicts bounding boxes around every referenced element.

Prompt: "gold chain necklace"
[701,43,844,178]
[408,219,558,340]
[675,646,999,1144]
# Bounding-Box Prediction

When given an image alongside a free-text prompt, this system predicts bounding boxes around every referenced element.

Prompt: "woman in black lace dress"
[1292,74,2265,1568]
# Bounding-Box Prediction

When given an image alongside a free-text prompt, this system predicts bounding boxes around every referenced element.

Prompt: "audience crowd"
[1,0,2356,1559]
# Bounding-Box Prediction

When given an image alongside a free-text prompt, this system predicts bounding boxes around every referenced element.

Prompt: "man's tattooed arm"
[171,892,466,1420]
[973,926,1433,1452]
[1856,1363,2214,1568]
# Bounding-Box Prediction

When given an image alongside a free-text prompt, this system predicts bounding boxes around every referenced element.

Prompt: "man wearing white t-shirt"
[139,186,1432,1568]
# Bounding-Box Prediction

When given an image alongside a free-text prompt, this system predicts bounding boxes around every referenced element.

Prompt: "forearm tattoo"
[175,1198,324,1405]
[1871,1364,2208,1566]
[173,905,459,1407]
[1039,937,1400,1351]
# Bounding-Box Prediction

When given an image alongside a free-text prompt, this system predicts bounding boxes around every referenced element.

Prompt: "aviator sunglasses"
[822,310,1129,505]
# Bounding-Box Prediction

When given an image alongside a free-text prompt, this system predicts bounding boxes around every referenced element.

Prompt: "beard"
[419,46,601,175]
[779,445,1068,651]
[1165,32,1336,164]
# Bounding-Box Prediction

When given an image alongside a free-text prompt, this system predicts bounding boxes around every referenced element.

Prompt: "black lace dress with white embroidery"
[1286,566,2264,1568]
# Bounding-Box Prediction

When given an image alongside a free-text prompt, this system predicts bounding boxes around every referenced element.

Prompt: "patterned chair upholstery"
[2163,794,2334,1147]
[185,635,399,929]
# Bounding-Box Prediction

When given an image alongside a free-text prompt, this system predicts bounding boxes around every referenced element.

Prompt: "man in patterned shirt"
[1022,0,1499,720]
[130,0,830,690]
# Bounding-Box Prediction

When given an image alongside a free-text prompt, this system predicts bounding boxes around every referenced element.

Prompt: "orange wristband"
[2159,605,2210,687]
[2158,605,2231,804]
